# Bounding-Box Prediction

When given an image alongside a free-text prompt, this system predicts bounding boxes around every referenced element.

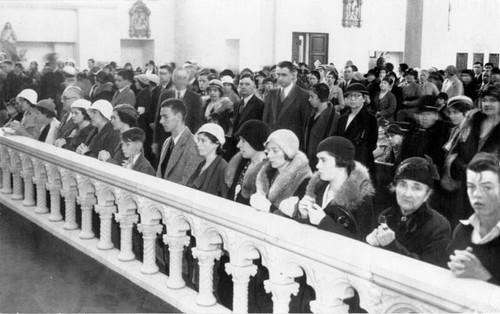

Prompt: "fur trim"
[306,161,374,210]
[256,151,312,206]
[224,152,266,198]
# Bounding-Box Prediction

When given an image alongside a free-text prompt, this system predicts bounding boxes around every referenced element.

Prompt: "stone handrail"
[1,134,499,313]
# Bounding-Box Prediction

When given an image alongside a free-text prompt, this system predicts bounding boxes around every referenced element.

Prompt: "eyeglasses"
[61,96,77,102]
[346,94,363,99]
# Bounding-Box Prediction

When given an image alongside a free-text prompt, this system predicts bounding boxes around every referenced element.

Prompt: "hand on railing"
[54,138,66,148]
[448,247,493,282]
[98,150,111,161]
[366,216,395,247]
[249,193,271,212]
[76,143,89,155]
[298,196,314,218]
[308,204,326,225]
[279,196,299,217]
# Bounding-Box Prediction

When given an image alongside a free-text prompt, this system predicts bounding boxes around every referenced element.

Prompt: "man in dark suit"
[338,65,360,92]
[472,62,483,94]
[262,61,311,146]
[151,68,203,160]
[55,86,84,140]
[111,70,136,107]
[233,74,264,133]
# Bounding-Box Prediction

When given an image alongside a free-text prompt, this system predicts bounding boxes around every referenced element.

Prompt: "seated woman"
[97,104,139,165]
[296,136,375,240]
[7,89,42,139]
[204,79,233,122]
[89,71,114,102]
[120,127,155,176]
[76,100,120,158]
[366,156,451,268]
[4,98,23,125]
[54,99,94,152]
[187,123,228,197]
[372,76,397,121]
[448,152,500,284]
[225,120,270,205]
[250,129,312,213]
[32,99,60,145]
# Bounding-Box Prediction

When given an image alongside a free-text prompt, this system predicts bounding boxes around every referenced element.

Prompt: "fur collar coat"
[256,151,312,208]
[225,152,266,201]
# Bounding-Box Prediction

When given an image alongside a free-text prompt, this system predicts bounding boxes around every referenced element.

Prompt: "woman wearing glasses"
[334,83,378,176]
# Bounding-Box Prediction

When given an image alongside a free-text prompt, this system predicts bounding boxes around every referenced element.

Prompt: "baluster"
[1,163,12,194]
[164,234,190,289]
[310,298,349,314]
[264,280,300,313]
[11,167,23,200]
[47,182,63,221]
[77,196,96,239]
[33,177,48,213]
[114,213,139,261]
[20,170,35,206]
[137,223,163,274]
[94,204,117,250]
[192,247,222,306]
[61,189,78,230]
[226,263,258,313]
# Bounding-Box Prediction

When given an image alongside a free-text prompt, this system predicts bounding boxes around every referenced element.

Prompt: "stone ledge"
[0,194,230,314]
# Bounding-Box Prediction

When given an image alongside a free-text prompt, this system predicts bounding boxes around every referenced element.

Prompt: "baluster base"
[140,264,159,275]
[118,251,135,262]
[49,213,63,222]
[34,206,49,214]
[63,221,79,230]
[79,230,95,239]
[22,199,36,207]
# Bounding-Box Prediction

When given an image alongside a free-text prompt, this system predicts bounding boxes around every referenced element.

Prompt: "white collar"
[281,83,294,98]
[172,127,185,145]
[242,94,253,105]
[460,214,500,244]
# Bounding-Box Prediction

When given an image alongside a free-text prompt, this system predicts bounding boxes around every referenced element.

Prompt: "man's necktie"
[280,88,286,103]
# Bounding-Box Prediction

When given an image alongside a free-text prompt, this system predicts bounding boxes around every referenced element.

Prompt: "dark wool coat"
[56,113,77,139]
[256,151,312,211]
[402,119,450,170]
[131,153,156,176]
[224,152,266,205]
[304,162,375,240]
[63,124,95,152]
[303,104,339,169]
[447,224,500,285]
[335,106,378,175]
[262,84,311,145]
[379,203,451,268]
[84,122,121,158]
[372,91,397,121]
[232,94,265,133]
[187,155,228,198]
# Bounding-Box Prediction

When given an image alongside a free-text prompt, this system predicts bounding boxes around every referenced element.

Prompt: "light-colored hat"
[196,123,226,145]
[90,99,113,120]
[16,89,38,105]
[146,73,159,86]
[62,66,77,76]
[221,75,234,86]
[265,129,300,159]
[135,74,150,86]
[208,79,224,94]
[70,99,91,111]
[447,95,473,109]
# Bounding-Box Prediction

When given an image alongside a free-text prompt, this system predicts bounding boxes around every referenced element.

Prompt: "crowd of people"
[1,53,500,296]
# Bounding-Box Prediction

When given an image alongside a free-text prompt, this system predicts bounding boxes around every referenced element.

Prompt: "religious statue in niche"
[342,0,363,28]
[129,1,151,38]
[0,22,21,61]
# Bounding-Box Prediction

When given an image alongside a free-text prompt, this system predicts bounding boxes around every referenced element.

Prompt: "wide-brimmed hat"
[344,83,368,96]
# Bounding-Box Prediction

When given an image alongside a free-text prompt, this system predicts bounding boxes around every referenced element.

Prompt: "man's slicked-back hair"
[277,61,296,73]
[161,98,187,122]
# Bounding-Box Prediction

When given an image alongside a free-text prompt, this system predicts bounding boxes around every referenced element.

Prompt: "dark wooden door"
[309,33,329,66]
[473,53,484,65]
[456,53,468,70]
[489,53,499,67]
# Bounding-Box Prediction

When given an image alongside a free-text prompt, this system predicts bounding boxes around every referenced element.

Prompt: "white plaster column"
[163,234,190,289]
[192,247,222,306]
[61,189,78,230]
[20,169,35,206]
[33,177,48,213]
[0,163,11,194]
[114,213,139,261]
[264,280,300,313]
[94,204,117,250]
[137,223,163,274]
[47,182,63,221]
[77,196,95,239]
[10,167,22,200]
[226,263,258,313]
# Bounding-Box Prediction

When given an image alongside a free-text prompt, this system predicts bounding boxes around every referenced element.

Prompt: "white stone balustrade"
[1,134,500,314]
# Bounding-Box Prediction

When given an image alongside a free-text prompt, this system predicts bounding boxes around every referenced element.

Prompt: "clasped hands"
[366,224,396,247]
[448,247,492,281]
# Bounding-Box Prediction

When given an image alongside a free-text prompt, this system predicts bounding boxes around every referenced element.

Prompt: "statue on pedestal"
[0,22,20,61]
[342,0,363,28]
[129,1,151,38]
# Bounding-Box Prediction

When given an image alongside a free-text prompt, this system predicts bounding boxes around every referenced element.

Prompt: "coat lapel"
[165,128,190,176]
[239,95,257,123]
